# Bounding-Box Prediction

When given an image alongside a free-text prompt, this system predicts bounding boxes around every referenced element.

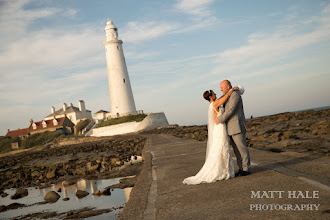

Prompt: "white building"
[94,110,109,120]
[44,100,92,125]
[104,19,136,117]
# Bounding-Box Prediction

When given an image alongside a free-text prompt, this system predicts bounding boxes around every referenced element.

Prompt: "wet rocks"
[92,190,102,196]
[86,162,99,173]
[92,188,111,196]
[76,190,89,198]
[1,192,8,198]
[62,180,76,187]
[10,188,28,200]
[0,203,25,213]
[0,136,146,191]
[44,191,60,202]
[109,176,137,189]
[46,167,57,179]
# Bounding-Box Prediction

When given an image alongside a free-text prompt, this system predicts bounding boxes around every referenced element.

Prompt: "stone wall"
[89,112,169,137]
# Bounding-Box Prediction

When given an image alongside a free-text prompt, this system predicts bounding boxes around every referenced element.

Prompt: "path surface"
[120,134,330,219]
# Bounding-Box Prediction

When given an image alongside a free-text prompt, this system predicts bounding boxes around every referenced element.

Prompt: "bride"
[182,87,241,185]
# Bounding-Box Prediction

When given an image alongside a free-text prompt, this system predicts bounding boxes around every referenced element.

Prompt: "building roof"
[5,128,29,138]
[95,110,109,114]
[45,106,91,118]
[29,117,67,132]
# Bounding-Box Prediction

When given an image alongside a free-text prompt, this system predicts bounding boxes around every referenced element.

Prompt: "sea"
[291,105,330,113]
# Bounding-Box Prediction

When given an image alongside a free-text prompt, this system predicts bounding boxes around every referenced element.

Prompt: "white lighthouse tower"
[104,19,136,116]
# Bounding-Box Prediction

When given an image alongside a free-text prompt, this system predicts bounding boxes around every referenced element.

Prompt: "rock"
[3,203,25,211]
[62,180,76,187]
[101,188,111,195]
[86,162,99,172]
[76,190,89,198]
[1,193,9,198]
[31,170,40,178]
[46,169,56,179]
[0,205,6,212]
[111,158,120,165]
[312,128,330,135]
[76,168,87,176]
[63,197,70,201]
[66,211,74,216]
[92,190,101,196]
[44,191,60,202]
[10,188,28,200]
[311,129,318,135]
[57,188,62,193]
[110,177,136,189]
[5,170,13,177]
[39,184,52,189]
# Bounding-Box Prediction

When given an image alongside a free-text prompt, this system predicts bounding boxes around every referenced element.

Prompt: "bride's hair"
[203,90,214,101]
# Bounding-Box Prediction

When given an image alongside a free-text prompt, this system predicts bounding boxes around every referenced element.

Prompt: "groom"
[216,80,251,176]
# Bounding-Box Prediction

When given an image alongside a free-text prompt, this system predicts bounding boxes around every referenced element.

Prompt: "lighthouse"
[104,19,136,116]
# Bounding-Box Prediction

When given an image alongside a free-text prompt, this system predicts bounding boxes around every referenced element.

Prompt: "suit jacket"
[217,91,247,136]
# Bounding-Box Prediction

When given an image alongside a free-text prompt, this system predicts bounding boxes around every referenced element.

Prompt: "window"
[42,121,47,128]
[123,79,125,83]
[32,123,37,130]
[53,119,58,126]
[117,46,119,50]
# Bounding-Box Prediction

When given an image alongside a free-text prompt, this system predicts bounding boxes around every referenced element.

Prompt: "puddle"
[0,177,133,219]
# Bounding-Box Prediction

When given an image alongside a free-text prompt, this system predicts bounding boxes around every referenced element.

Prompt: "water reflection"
[0,177,133,219]
[124,187,133,202]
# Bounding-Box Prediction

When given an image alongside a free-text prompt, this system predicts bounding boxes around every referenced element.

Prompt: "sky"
[1,0,330,136]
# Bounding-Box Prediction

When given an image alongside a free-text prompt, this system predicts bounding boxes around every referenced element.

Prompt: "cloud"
[121,21,179,42]
[211,4,330,77]
[0,1,107,113]
[175,0,215,18]
[119,0,218,43]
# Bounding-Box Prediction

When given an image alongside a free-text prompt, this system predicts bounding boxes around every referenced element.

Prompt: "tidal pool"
[0,177,133,219]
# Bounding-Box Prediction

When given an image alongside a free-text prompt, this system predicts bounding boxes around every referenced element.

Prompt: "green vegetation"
[0,131,63,154]
[22,131,62,149]
[98,114,147,128]
[75,118,92,135]
[0,137,16,154]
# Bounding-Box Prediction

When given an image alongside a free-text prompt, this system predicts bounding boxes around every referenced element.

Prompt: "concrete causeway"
[119,134,330,219]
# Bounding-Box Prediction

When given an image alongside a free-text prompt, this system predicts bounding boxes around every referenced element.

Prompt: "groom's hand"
[215,118,220,125]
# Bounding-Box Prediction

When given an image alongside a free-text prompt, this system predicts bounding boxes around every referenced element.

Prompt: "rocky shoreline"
[142,108,330,155]
[0,135,146,191]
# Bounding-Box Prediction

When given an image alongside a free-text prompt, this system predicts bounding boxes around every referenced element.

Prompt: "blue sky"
[1,0,330,135]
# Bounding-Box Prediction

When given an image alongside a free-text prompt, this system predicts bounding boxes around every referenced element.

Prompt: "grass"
[22,131,62,149]
[97,114,147,128]
[0,137,17,154]
[0,131,63,154]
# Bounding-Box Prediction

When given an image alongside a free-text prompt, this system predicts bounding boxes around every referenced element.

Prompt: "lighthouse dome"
[104,20,117,31]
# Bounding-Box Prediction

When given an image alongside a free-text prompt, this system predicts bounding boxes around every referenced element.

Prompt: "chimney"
[30,119,33,124]
[63,103,67,111]
[51,106,55,114]
[78,100,86,112]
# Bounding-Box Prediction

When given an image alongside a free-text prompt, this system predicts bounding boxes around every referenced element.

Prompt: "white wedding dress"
[182,102,235,185]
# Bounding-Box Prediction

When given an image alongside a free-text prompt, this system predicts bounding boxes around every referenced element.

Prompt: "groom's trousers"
[229,132,251,172]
